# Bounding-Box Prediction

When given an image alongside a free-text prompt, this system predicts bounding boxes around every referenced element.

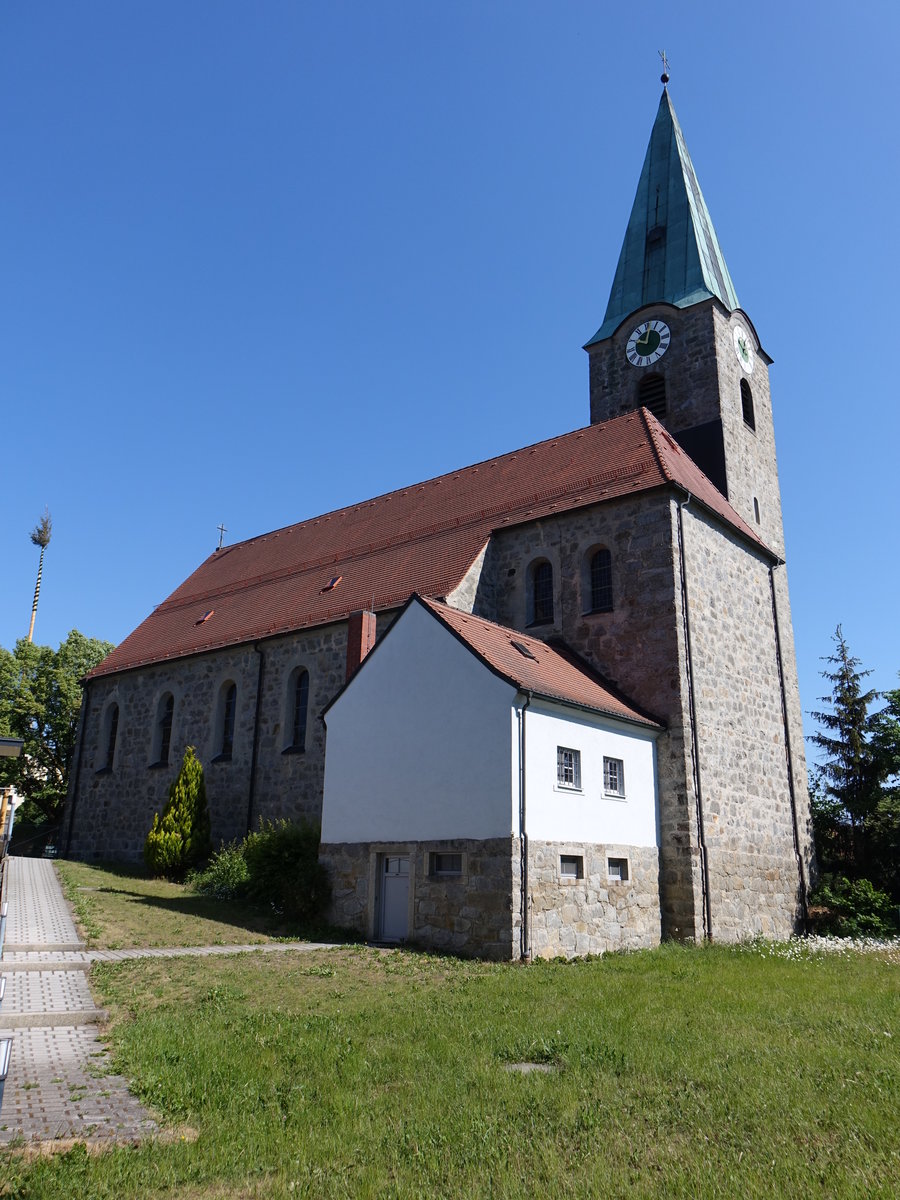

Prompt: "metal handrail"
[0,1036,11,1113]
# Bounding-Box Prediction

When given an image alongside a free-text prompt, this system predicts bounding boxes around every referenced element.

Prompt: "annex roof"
[417,596,662,729]
[89,408,769,680]
[586,88,740,346]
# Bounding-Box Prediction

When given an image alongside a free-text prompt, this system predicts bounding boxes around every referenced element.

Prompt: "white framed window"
[560,854,583,879]
[607,857,629,882]
[430,852,463,877]
[557,746,581,790]
[603,756,625,797]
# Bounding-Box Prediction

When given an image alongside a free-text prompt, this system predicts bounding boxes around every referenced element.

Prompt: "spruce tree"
[144,745,211,878]
[809,626,879,876]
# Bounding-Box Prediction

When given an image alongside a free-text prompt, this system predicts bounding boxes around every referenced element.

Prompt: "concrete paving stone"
[1,959,91,973]
[0,1024,157,1145]
[0,857,338,1145]
[3,970,97,1017]
[3,859,81,947]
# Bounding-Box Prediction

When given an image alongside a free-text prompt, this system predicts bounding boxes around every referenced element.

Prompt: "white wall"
[523,700,659,846]
[322,600,517,842]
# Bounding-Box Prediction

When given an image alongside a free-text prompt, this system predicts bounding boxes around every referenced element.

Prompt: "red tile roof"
[418,597,662,728]
[89,409,770,679]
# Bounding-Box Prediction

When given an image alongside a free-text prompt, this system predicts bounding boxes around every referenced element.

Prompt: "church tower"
[584,84,786,559]
[576,80,812,942]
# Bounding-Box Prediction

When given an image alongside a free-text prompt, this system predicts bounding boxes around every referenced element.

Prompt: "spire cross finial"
[217,522,227,550]
[659,50,670,86]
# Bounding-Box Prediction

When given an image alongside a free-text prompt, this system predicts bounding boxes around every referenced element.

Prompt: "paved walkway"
[0,856,335,1148]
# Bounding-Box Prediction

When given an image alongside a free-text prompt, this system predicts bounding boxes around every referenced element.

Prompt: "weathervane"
[659,50,670,86]
[217,522,227,550]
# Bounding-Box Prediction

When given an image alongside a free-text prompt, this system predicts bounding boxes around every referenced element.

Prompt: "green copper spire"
[586,89,739,346]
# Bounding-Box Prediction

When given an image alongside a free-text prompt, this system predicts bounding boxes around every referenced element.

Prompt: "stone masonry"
[65,478,809,946]
[528,841,660,958]
[320,838,517,961]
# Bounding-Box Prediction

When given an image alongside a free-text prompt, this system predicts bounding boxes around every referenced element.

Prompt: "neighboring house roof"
[89,408,770,680]
[586,88,740,346]
[417,596,663,729]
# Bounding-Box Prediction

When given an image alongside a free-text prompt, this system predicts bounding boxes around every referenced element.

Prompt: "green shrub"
[242,818,329,920]
[144,746,212,879]
[189,841,250,900]
[811,875,899,937]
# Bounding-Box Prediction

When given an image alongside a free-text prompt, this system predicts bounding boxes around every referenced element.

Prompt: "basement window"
[560,855,584,879]
[430,852,463,877]
[607,858,629,883]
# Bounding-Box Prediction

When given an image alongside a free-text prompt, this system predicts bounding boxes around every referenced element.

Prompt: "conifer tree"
[144,745,211,878]
[809,626,879,875]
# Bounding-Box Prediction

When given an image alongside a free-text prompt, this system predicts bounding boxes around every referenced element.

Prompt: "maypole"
[27,509,52,643]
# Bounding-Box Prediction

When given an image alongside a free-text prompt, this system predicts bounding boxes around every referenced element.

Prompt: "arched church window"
[218,682,237,760]
[588,548,613,613]
[153,693,174,766]
[288,669,310,753]
[529,560,554,626]
[98,702,119,772]
[638,373,667,419]
[104,704,119,770]
[741,379,755,431]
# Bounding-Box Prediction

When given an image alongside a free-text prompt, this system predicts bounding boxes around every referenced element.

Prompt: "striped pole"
[26,543,45,643]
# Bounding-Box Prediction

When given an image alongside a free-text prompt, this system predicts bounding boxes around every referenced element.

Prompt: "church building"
[62,85,813,958]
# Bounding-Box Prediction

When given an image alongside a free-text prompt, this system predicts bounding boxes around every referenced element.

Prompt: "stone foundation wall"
[528,841,661,957]
[320,838,517,960]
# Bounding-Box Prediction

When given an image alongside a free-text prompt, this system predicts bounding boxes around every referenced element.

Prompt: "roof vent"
[511,640,538,661]
[195,610,215,625]
[321,575,343,593]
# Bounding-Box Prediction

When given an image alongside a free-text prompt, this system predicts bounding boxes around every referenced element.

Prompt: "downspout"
[675,494,712,941]
[768,565,810,930]
[517,691,532,962]
[63,683,91,857]
[245,643,266,834]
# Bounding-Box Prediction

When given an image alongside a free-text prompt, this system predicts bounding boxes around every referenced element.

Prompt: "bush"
[810,875,899,937]
[144,746,212,879]
[242,819,329,920]
[187,818,330,922]
[189,841,249,900]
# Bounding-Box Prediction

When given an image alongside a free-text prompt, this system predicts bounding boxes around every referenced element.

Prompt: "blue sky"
[2,1,898,756]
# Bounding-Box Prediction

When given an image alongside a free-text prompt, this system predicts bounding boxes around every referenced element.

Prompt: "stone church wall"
[65,645,262,862]
[65,615,392,861]
[679,503,807,939]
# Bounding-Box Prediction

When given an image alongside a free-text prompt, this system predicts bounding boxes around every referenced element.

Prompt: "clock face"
[733,324,755,374]
[626,319,671,367]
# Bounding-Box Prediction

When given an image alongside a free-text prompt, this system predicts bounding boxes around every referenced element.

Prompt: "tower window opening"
[754,497,761,524]
[638,373,667,419]
[741,379,755,430]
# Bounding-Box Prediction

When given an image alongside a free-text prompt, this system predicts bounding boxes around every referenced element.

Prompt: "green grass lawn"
[54,860,328,948]
[4,867,899,1198]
